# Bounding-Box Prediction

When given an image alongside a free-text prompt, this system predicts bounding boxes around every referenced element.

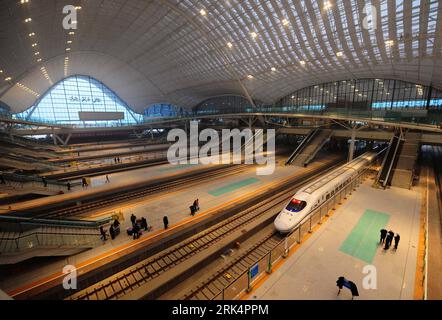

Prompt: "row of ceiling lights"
[4,1,81,95]
[199,1,396,81]
[198,1,334,80]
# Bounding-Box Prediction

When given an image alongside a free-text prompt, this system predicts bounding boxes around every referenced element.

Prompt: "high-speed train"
[274,150,381,233]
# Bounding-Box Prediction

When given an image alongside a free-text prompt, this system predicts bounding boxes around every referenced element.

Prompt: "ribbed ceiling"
[0,0,441,113]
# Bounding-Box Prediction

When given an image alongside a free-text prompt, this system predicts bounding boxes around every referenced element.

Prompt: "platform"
[248,178,422,300]
[1,154,335,296]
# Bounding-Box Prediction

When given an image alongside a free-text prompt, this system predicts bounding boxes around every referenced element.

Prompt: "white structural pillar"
[348,127,356,162]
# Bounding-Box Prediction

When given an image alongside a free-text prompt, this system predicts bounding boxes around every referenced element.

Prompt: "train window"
[286,199,307,212]
[326,194,330,200]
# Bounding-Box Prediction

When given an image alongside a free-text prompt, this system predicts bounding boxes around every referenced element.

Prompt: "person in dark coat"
[394,233,400,250]
[384,230,394,250]
[193,199,200,212]
[0,174,6,184]
[130,214,137,226]
[42,177,47,187]
[336,276,345,294]
[380,229,387,244]
[163,216,169,229]
[67,182,71,191]
[348,281,359,299]
[141,217,148,231]
[100,226,107,241]
[132,224,140,239]
[109,224,116,240]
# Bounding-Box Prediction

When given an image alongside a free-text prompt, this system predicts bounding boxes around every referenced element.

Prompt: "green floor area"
[157,164,199,173]
[208,178,260,197]
[339,209,390,263]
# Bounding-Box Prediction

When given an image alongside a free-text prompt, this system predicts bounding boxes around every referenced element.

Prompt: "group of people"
[130,213,150,239]
[190,199,200,216]
[380,229,400,250]
[81,177,89,188]
[114,157,122,164]
[0,174,6,185]
[99,219,121,241]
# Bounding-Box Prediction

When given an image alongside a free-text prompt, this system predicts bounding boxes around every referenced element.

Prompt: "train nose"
[274,217,290,233]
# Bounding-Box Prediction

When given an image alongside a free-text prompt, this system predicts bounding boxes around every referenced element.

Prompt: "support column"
[52,129,58,146]
[348,127,356,162]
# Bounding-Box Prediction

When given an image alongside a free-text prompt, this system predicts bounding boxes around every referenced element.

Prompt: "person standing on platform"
[42,176,47,188]
[105,175,110,183]
[0,174,6,185]
[141,217,148,231]
[130,213,137,226]
[132,224,140,239]
[384,230,394,250]
[100,226,107,241]
[394,233,400,250]
[380,229,387,244]
[109,224,116,240]
[163,216,169,229]
[67,182,71,191]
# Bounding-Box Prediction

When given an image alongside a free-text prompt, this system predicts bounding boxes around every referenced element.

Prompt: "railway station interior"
[0,0,441,303]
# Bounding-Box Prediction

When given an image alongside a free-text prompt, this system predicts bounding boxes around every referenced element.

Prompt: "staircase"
[390,132,421,189]
[286,128,318,165]
[292,129,333,167]
[0,216,110,264]
[376,131,402,188]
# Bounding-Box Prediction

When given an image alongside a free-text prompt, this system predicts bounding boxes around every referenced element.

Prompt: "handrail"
[285,128,318,165]
[303,129,333,166]
[0,171,79,188]
[0,215,111,228]
[214,148,386,300]
[0,230,100,241]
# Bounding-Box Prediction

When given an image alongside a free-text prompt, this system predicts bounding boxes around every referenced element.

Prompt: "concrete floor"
[0,155,306,294]
[248,178,422,300]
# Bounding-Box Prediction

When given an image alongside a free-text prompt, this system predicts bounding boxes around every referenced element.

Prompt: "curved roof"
[0,0,441,113]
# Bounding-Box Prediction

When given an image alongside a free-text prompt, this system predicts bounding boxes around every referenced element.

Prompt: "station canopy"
[0,0,441,114]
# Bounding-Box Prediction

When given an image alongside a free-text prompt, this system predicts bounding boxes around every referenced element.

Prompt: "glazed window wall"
[144,104,181,117]
[14,75,143,127]
[276,79,442,111]
[194,95,254,115]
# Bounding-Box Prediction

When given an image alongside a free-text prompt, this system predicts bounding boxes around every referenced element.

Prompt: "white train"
[274,151,381,233]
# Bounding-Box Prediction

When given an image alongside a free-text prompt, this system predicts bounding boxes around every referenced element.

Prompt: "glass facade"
[14,75,143,127]
[144,103,181,117]
[194,95,255,115]
[192,80,442,116]
[276,79,442,111]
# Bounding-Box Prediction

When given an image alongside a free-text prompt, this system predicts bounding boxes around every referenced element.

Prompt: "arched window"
[14,75,143,127]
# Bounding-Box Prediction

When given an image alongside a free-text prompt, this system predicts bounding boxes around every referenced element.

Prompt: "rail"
[285,128,318,165]
[212,159,380,300]
[0,229,101,252]
[0,214,112,230]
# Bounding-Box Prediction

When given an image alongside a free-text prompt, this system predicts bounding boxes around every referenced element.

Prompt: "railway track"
[66,161,341,301]
[182,230,281,300]
[18,165,249,220]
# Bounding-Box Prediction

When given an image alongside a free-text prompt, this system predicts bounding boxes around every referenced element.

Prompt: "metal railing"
[212,166,376,300]
[0,228,102,254]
